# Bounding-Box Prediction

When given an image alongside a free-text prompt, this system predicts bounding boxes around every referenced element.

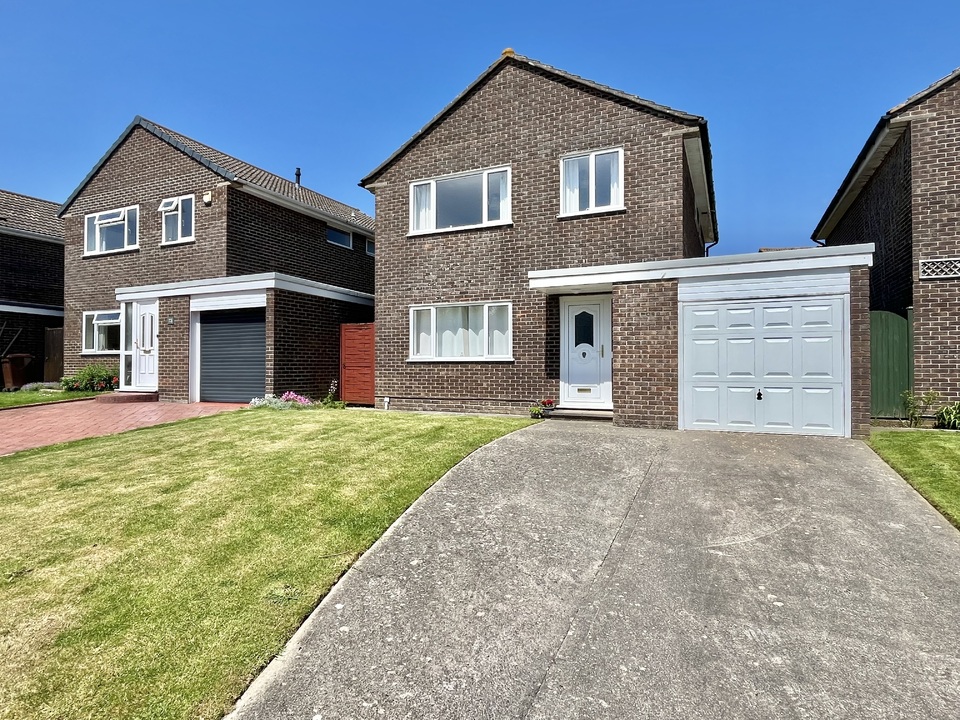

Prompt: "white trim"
[559,147,624,217]
[189,311,200,402]
[0,226,64,245]
[190,291,267,312]
[366,237,375,256]
[115,272,374,306]
[232,182,374,237]
[559,294,613,410]
[409,165,512,234]
[407,300,513,362]
[677,268,850,302]
[158,194,195,245]
[528,244,874,294]
[557,206,626,220]
[0,303,63,317]
[83,205,139,256]
[81,309,122,354]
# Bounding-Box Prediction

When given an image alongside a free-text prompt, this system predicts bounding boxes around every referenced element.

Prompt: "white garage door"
[681,297,846,436]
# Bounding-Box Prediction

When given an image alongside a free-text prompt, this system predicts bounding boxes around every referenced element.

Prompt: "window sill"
[407,356,515,363]
[161,238,195,247]
[81,350,121,356]
[557,206,626,220]
[83,247,139,258]
[407,220,513,238]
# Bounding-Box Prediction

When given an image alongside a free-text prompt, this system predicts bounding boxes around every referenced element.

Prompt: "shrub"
[935,402,960,430]
[279,391,313,406]
[60,364,120,392]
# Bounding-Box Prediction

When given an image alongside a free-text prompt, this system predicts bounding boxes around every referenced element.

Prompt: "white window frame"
[83,205,139,256]
[408,301,513,362]
[365,237,375,256]
[558,147,625,217]
[158,194,195,245]
[326,225,353,249]
[409,166,512,235]
[81,310,122,354]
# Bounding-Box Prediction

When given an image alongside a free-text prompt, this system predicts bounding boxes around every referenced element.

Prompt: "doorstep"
[95,391,160,404]
[549,408,613,422]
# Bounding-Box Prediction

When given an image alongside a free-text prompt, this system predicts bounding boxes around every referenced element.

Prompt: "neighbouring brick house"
[0,189,64,385]
[362,50,874,437]
[59,116,374,402]
[813,67,960,408]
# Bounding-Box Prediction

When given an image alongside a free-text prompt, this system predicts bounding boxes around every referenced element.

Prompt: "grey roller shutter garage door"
[199,309,266,402]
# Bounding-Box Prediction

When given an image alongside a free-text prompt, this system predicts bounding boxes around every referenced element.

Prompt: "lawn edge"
[0,396,97,412]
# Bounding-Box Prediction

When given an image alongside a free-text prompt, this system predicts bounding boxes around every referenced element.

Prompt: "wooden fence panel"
[44,327,63,383]
[340,323,375,406]
[870,310,912,417]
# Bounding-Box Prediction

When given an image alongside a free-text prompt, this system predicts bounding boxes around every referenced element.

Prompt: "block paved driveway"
[229,422,960,720]
[0,399,244,455]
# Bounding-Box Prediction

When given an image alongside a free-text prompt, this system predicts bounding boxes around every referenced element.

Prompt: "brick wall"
[226,190,374,294]
[906,78,960,403]
[369,61,699,413]
[826,132,912,314]
[267,289,373,400]
[61,127,227,375]
[849,266,872,437]
[157,296,191,402]
[612,280,679,428]
[0,231,64,307]
[0,310,60,384]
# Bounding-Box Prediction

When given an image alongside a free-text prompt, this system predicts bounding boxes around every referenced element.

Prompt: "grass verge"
[869,429,960,529]
[0,390,97,408]
[0,409,532,719]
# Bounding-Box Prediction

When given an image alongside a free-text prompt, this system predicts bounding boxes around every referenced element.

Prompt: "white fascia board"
[0,226,65,245]
[682,136,714,244]
[116,272,374,306]
[0,303,64,317]
[528,244,874,293]
[233,182,374,237]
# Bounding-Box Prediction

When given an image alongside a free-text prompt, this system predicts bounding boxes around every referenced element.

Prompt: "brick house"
[58,116,374,402]
[813,67,960,406]
[0,189,64,385]
[363,51,873,437]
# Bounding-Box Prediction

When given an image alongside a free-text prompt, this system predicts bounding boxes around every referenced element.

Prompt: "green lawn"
[870,430,960,529]
[0,390,97,408]
[0,409,532,720]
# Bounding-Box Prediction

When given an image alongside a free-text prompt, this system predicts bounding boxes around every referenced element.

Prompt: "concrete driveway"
[228,423,960,719]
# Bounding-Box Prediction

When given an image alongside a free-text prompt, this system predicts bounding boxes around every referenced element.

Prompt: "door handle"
[601,344,604,358]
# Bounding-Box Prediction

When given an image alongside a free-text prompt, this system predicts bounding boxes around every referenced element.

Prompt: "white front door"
[120,299,159,391]
[681,297,846,436]
[560,295,612,409]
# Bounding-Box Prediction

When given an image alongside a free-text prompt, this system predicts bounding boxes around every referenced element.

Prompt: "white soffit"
[528,244,874,294]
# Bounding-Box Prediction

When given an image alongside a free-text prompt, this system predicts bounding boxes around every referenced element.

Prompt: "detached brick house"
[813,67,960,406]
[363,51,873,437]
[59,116,374,402]
[0,189,64,384]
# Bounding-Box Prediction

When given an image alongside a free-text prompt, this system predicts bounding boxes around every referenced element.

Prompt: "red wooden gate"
[340,323,375,405]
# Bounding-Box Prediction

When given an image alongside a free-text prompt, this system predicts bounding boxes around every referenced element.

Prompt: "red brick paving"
[0,400,245,456]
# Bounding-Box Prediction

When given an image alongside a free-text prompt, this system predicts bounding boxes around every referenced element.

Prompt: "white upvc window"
[327,226,353,248]
[409,301,513,361]
[158,195,195,244]
[560,148,624,216]
[410,166,511,234]
[82,310,121,353]
[84,206,139,255]
[365,237,375,256]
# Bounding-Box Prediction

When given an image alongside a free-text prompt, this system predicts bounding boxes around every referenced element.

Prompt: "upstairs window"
[82,310,121,353]
[327,227,353,248]
[158,195,194,244]
[560,148,623,216]
[409,302,512,361]
[365,237,375,256]
[84,206,139,255]
[410,167,511,234]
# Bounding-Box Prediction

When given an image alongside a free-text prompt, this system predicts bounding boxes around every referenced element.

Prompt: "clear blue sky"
[2,1,958,255]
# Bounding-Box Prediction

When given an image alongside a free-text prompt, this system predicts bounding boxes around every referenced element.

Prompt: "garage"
[681,296,845,436]
[199,308,266,402]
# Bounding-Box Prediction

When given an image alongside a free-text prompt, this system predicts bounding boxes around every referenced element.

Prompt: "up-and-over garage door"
[199,309,266,402]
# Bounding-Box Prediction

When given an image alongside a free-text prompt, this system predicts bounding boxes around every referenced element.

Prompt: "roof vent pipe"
[295,167,301,186]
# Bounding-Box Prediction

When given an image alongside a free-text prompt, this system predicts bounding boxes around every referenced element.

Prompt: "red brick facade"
[365,59,707,418]
[60,124,374,402]
[823,73,960,405]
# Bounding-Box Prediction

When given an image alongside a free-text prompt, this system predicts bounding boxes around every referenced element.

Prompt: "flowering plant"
[279,391,313,406]
[540,398,555,409]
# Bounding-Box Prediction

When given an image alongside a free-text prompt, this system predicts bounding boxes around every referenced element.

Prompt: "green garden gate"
[870,310,913,417]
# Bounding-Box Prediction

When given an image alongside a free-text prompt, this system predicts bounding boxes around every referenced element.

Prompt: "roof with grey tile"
[361,50,707,187]
[0,189,64,240]
[60,117,375,233]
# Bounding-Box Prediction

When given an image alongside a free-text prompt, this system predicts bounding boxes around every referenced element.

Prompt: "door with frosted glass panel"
[560,295,612,409]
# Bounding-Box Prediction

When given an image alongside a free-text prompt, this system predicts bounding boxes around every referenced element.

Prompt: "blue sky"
[2,1,958,255]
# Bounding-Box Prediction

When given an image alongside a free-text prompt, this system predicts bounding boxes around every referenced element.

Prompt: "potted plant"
[529,398,556,419]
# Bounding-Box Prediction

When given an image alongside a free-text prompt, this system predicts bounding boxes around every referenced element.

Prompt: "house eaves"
[812,65,960,241]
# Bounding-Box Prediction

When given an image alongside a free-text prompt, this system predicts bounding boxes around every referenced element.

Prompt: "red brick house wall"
[368,61,704,413]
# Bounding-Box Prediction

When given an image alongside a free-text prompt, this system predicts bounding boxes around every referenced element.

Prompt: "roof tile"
[0,189,64,239]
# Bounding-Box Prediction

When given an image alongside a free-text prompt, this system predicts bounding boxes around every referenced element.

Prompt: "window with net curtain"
[411,167,510,232]
[410,303,511,359]
[561,148,622,215]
